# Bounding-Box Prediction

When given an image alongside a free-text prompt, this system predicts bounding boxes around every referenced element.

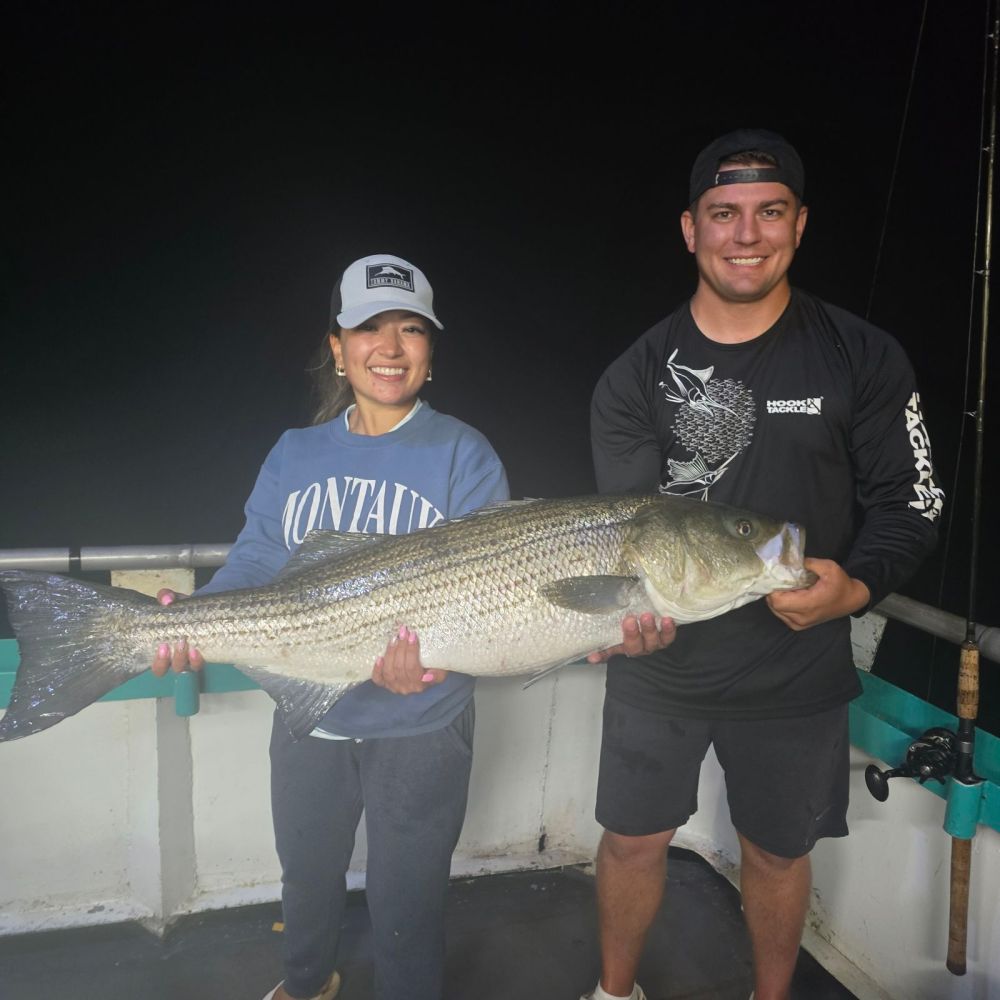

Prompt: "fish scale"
[0,494,815,741]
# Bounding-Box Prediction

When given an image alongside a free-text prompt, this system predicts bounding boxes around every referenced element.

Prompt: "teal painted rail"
[0,637,259,703]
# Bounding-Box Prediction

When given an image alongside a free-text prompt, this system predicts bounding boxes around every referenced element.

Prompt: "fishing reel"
[864,727,958,802]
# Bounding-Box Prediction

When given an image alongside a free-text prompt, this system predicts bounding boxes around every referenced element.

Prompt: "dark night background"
[2,3,997,731]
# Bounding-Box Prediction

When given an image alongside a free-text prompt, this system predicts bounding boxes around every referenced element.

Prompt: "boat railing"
[1,545,997,839]
[0,544,233,572]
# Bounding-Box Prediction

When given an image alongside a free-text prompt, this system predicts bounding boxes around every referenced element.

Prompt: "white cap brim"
[336,302,444,330]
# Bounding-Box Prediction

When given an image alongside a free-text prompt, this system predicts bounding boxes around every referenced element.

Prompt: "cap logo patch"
[366,263,414,291]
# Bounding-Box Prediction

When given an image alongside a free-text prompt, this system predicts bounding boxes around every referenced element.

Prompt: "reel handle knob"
[865,763,912,801]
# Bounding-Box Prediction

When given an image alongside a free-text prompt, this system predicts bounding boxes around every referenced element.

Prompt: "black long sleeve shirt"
[591,290,943,719]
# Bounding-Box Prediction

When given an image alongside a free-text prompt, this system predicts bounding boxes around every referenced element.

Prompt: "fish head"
[624,497,817,623]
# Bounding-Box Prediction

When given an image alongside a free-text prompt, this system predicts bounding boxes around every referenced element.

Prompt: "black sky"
[2,2,997,724]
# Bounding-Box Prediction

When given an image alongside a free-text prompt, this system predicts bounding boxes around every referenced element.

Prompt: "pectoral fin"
[540,575,641,614]
[522,656,588,689]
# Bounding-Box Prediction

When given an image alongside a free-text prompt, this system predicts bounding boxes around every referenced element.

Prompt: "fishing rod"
[945,0,998,976]
[862,0,998,977]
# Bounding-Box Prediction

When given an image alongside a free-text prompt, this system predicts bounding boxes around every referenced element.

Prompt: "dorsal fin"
[444,498,541,523]
[277,499,545,581]
[275,530,389,581]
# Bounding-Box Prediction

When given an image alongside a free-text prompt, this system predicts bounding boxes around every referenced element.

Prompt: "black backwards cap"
[688,128,805,205]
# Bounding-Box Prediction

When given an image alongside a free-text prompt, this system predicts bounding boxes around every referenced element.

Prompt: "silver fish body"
[0,494,815,741]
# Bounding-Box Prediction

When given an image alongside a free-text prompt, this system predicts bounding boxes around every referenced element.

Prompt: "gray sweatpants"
[269,701,475,1000]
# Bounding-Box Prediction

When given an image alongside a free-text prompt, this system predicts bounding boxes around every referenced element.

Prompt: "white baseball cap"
[331,253,443,330]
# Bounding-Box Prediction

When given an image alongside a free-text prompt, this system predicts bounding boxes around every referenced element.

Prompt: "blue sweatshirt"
[199,401,510,738]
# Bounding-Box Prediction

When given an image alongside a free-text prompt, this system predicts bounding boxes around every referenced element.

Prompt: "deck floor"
[0,848,857,1000]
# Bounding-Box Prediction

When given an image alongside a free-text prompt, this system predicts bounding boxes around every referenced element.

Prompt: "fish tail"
[0,570,154,742]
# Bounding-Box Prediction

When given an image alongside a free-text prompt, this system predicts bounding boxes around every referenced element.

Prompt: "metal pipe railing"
[0,545,232,573]
[875,593,1000,663]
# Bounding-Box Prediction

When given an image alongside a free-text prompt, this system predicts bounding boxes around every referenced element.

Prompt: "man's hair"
[717,150,778,168]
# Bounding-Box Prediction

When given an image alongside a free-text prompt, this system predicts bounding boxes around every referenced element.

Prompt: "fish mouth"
[754,522,815,590]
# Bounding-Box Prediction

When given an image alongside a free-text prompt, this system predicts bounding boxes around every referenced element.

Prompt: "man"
[583,128,944,1000]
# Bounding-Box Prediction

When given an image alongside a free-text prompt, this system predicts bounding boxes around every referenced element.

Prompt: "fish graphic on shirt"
[658,349,757,499]
[663,453,736,499]
[659,350,735,417]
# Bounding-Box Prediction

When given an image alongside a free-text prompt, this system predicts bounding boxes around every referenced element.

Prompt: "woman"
[152,253,509,1000]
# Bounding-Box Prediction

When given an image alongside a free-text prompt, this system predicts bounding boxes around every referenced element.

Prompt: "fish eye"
[734,519,754,538]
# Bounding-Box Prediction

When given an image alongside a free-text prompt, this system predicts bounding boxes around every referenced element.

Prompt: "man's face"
[680,174,807,306]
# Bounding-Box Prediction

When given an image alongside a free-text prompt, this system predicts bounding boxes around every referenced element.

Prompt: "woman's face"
[330,309,433,414]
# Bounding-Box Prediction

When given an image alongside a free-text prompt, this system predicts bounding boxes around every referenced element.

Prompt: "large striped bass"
[0,494,816,742]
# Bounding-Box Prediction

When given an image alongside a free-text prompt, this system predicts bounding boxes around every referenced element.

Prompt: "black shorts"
[595,694,850,859]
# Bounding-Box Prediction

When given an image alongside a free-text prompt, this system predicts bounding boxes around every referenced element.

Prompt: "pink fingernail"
[407,629,417,644]
[398,625,408,639]
[158,643,169,658]
[421,671,435,682]
[375,655,384,668]
[190,647,200,660]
